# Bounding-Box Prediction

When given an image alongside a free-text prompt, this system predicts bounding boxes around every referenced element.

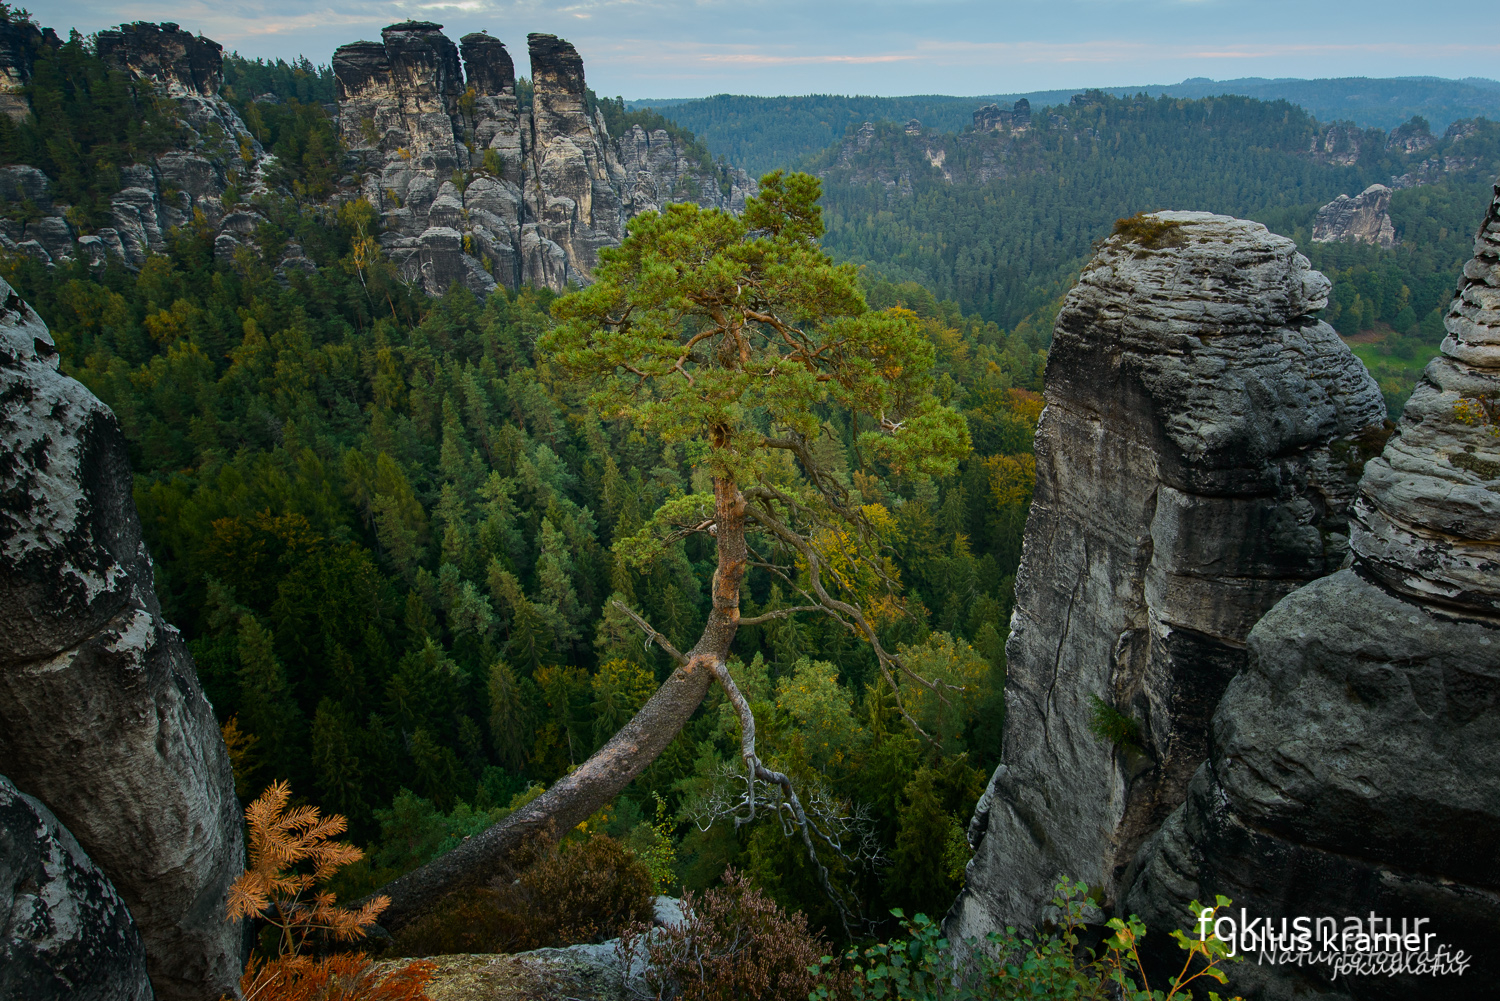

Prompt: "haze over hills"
[630,76,1500,176]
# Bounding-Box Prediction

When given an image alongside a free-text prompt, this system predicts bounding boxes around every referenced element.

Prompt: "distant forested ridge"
[630,76,1500,176]
[811,93,1500,327]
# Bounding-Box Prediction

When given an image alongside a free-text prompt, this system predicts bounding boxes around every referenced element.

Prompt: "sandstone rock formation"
[949,212,1387,941]
[1,774,153,1000]
[0,16,59,123]
[1123,178,1500,1000]
[0,21,271,270]
[973,98,1031,134]
[0,277,244,1000]
[1311,183,1398,247]
[336,24,754,294]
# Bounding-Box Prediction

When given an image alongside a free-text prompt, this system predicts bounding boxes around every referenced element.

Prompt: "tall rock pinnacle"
[1124,180,1500,1000]
[950,211,1386,940]
[332,24,753,295]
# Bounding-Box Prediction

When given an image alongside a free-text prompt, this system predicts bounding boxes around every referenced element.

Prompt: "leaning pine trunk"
[366,479,747,932]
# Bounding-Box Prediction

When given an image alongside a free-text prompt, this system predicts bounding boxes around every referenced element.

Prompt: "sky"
[40,0,1500,99]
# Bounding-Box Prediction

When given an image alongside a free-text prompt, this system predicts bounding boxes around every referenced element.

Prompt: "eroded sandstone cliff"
[0,21,274,271]
[1124,177,1500,1001]
[0,278,244,1000]
[335,23,754,294]
[1311,183,1398,247]
[3,20,751,295]
[949,212,1387,941]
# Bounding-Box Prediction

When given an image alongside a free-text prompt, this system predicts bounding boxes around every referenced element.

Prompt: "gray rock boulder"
[1312,184,1398,248]
[1124,177,1500,1000]
[0,278,244,1001]
[950,211,1386,941]
[1,774,153,1001]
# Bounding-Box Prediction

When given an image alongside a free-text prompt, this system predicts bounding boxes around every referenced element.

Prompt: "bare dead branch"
[611,600,687,665]
[736,605,823,626]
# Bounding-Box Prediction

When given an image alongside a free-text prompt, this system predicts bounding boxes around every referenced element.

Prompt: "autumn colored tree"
[366,171,968,930]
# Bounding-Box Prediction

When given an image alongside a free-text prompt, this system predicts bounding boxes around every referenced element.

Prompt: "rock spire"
[1123,177,1500,1000]
[334,24,754,294]
[949,211,1386,940]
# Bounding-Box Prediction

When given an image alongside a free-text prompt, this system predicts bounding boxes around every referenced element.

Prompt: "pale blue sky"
[40,0,1500,98]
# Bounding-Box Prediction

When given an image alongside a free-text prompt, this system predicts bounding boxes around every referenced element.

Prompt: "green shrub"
[390,831,653,956]
[1086,695,1142,751]
[811,880,1242,1001]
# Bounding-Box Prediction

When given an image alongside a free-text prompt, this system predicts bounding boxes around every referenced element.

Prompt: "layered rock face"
[973,98,1031,133]
[0,21,271,270]
[1311,183,1397,247]
[337,24,753,294]
[1,775,153,1000]
[949,212,1387,940]
[0,17,60,123]
[0,278,244,1000]
[1124,179,1500,1000]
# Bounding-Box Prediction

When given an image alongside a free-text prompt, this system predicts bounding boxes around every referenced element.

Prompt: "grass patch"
[1111,212,1187,250]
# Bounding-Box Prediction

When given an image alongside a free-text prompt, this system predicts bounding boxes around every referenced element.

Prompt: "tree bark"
[365,478,748,932]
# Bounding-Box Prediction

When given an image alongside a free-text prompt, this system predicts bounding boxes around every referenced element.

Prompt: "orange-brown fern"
[228,780,391,958]
[240,954,435,1001]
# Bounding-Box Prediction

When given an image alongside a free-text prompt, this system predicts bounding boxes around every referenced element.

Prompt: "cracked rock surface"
[0,774,153,1001]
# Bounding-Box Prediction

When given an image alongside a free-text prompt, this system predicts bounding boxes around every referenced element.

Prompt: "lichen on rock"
[0,277,244,1001]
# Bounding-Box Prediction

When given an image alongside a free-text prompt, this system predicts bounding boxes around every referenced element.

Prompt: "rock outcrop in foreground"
[950,212,1387,940]
[335,23,753,294]
[0,775,153,1001]
[1125,181,1500,999]
[0,278,243,1000]
[1311,183,1398,247]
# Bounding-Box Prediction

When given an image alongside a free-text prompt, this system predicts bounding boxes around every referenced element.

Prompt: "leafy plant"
[1086,694,1142,752]
[810,880,1243,1001]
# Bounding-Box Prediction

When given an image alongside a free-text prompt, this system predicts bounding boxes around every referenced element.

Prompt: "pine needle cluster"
[228,780,392,958]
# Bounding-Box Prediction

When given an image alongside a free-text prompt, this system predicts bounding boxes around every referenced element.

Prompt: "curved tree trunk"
[366,479,748,932]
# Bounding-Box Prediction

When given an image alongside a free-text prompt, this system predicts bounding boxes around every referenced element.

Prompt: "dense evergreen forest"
[632,77,1500,177]
[801,94,1500,413]
[3,51,1045,930]
[4,20,1497,954]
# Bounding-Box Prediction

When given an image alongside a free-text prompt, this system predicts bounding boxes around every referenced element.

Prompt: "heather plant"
[619,869,843,1001]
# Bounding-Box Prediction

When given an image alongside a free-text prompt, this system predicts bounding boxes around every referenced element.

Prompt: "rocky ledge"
[949,211,1386,940]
